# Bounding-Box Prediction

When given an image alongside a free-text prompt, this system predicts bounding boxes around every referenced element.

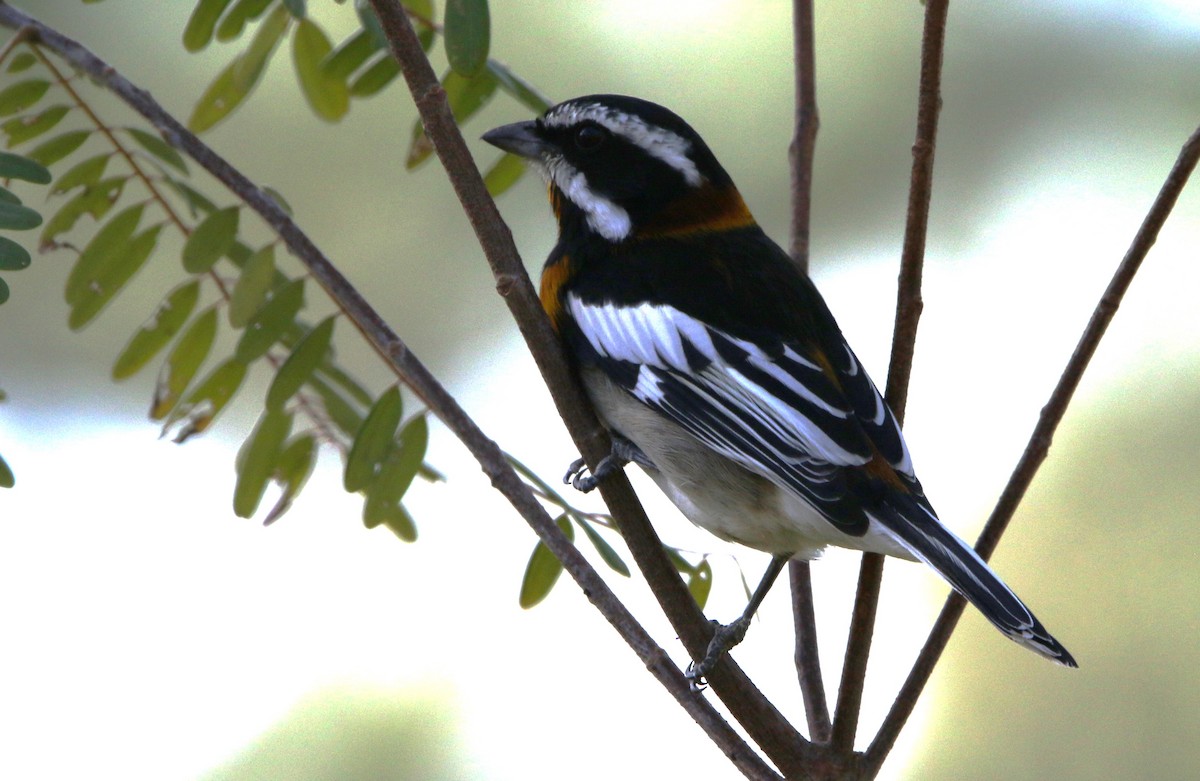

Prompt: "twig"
[366,1,818,775]
[0,6,782,780]
[785,0,831,746]
[790,561,831,743]
[862,120,1200,777]
[788,0,818,272]
[831,0,950,755]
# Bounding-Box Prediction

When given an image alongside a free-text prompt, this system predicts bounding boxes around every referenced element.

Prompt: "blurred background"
[2,1,1199,779]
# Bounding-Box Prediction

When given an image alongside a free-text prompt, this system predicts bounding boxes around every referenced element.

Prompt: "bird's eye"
[574,124,608,152]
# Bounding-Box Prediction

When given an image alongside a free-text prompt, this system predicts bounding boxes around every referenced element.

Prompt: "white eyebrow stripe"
[543,102,703,187]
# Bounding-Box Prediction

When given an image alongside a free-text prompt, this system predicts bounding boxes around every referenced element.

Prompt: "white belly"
[581,368,916,561]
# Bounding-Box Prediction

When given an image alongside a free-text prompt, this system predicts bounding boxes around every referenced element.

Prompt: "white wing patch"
[567,297,871,472]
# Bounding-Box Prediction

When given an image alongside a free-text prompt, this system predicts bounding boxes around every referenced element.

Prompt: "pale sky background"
[2,1,1199,780]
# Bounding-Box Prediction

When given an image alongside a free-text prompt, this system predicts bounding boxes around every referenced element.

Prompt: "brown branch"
[363,2,817,775]
[789,561,831,743]
[788,0,818,272]
[0,6,784,780]
[831,0,950,756]
[862,120,1200,777]
[785,0,832,748]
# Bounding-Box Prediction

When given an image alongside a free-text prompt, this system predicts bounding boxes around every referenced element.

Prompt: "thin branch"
[790,561,831,743]
[366,1,817,774]
[0,7,782,780]
[862,120,1200,776]
[786,0,831,747]
[832,0,950,755]
[788,0,818,272]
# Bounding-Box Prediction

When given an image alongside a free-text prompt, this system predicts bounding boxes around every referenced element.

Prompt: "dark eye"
[574,124,608,152]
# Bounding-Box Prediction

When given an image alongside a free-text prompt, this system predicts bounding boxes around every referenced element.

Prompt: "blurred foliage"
[204,686,463,781]
[0,0,703,606]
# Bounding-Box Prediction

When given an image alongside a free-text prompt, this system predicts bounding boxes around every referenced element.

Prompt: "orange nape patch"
[539,254,573,333]
[637,183,757,238]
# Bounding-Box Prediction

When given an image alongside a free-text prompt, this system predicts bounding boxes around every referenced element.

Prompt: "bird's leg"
[564,434,652,492]
[686,554,791,687]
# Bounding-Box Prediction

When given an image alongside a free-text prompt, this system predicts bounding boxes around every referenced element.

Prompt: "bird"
[482,94,1076,680]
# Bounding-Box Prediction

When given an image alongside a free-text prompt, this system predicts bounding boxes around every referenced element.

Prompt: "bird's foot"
[685,616,752,690]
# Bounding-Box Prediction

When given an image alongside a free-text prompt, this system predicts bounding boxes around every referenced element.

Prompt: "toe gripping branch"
[564,434,651,492]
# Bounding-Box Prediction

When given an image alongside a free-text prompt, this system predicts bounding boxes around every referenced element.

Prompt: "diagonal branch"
[362,2,816,775]
[0,6,783,780]
[831,0,950,755]
[861,120,1200,777]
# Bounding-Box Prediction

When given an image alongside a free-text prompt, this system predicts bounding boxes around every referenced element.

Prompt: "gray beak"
[481,120,549,160]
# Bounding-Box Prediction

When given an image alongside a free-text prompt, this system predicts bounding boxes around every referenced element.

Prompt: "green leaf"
[519,515,573,609]
[362,416,428,531]
[228,244,275,327]
[0,80,50,117]
[1,105,69,147]
[7,52,36,73]
[0,276,9,304]
[687,559,713,610]
[578,519,630,577]
[50,153,109,194]
[113,280,201,380]
[444,0,490,77]
[406,67,497,168]
[0,199,41,230]
[27,129,90,166]
[0,451,13,487]
[308,373,363,435]
[162,176,216,217]
[316,359,372,407]
[183,0,237,51]
[482,152,525,196]
[322,28,379,80]
[0,186,19,204]
[0,236,30,271]
[263,433,317,524]
[39,177,124,246]
[126,127,187,173]
[292,18,349,121]
[266,315,334,410]
[182,205,239,273]
[344,385,402,492]
[188,6,289,132]
[68,224,161,330]
[169,358,248,441]
[235,277,304,362]
[282,0,306,18]
[2,146,57,182]
[65,203,144,305]
[486,59,551,113]
[347,55,399,98]
[151,306,218,420]
[216,0,274,42]
[234,407,294,517]
[379,504,417,542]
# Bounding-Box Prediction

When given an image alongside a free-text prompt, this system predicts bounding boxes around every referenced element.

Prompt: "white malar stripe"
[544,157,632,241]
[543,102,703,187]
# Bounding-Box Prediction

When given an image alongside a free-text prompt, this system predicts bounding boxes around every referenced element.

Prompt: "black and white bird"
[483,94,1076,678]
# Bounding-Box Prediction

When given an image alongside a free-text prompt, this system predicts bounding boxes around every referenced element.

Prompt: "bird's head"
[483,95,756,243]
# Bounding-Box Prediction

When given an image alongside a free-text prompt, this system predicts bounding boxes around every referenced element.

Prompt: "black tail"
[878,498,1077,668]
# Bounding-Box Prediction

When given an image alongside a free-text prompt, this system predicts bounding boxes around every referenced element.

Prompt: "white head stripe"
[541,156,632,241]
[543,102,703,187]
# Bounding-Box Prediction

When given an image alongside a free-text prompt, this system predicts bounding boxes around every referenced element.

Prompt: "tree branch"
[861,119,1200,777]
[831,0,950,755]
[0,5,783,779]
[784,0,832,748]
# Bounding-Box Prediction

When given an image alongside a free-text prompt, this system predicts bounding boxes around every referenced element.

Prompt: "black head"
[483,95,748,242]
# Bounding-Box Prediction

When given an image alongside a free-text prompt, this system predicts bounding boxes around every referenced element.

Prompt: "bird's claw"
[685,617,752,690]
[563,458,601,492]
